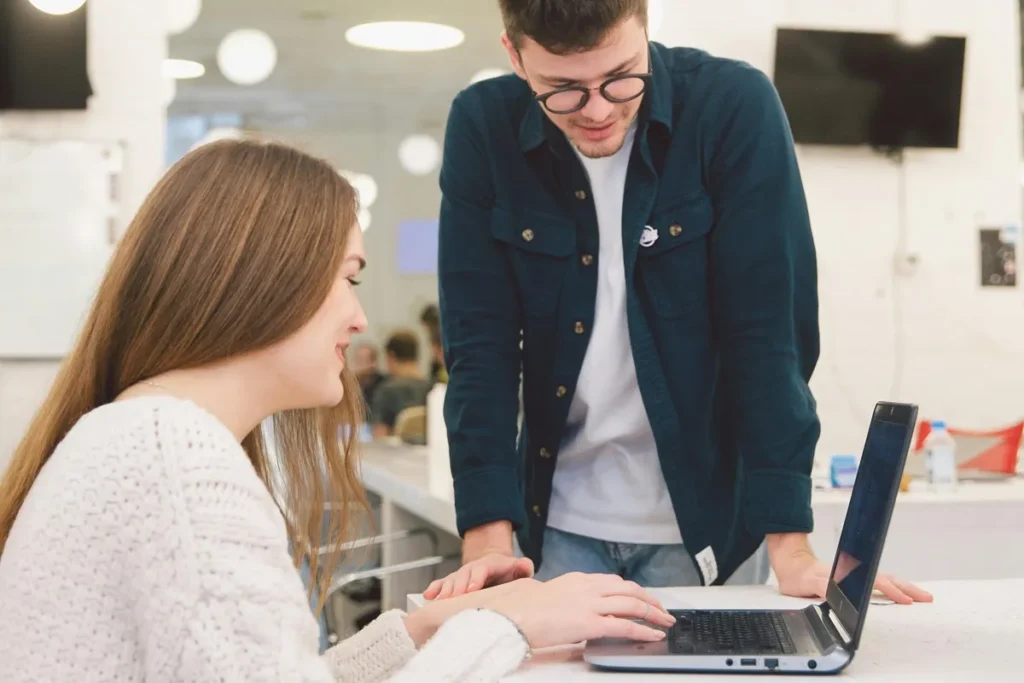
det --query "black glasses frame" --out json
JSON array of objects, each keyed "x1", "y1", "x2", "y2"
[{"x1": 530, "y1": 69, "x2": 652, "y2": 115}]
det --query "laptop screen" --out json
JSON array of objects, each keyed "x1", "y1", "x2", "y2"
[{"x1": 826, "y1": 402, "x2": 916, "y2": 647}]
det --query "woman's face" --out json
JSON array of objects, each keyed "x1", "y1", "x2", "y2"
[{"x1": 266, "y1": 223, "x2": 368, "y2": 409}]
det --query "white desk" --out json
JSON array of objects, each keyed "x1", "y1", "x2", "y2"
[
  {"x1": 407, "y1": 579, "x2": 1024, "y2": 681},
  {"x1": 359, "y1": 443, "x2": 1024, "y2": 610}
]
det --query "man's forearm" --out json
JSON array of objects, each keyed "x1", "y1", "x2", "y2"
[{"x1": 462, "y1": 520, "x2": 514, "y2": 563}]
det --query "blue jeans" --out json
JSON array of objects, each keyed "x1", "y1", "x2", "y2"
[{"x1": 529, "y1": 527, "x2": 770, "y2": 587}]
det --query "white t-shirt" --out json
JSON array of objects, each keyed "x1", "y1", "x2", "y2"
[{"x1": 546, "y1": 123, "x2": 683, "y2": 545}]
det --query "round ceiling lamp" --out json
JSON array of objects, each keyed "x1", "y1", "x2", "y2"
[
  {"x1": 398, "y1": 134, "x2": 441, "y2": 176},
  {"x1": 897, "y1": 30, "x2": 932, "y2": 46},
  {"x1": 470, "y1": 68, "x2": 510, "y2": 84},
  {"x1": 648, "y1": 0, "x2": 664, "y2": 39},
  {"x1": 162, "y1": 59, "x2": 205, "y2": 80},
  {"x1": 340, "y1": 170, "x2": 378, "y2": 208},
  {"x1": 345, "y1": 21, "x2": 464, "y2": 52},
  {"x1": 166, "y1": 0, "x2": 202, "y2": 35},
  {"x1": 217, "y1": 29, "x2": 278, "y2": 86},
  {"x1": 28, "y1": 0, "x2": 86, "y2": 15},
  {"x1": 358, "y1": 208, "x2": 372, "y2": 232}
]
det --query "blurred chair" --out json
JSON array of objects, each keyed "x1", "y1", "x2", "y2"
[
  {"x1": 907, "y1": 419, "x2": 1023, "y2": 479},
  {"x1": 317, "y1": 527, "x2": 458, "y2": 646},
  {"x1": 393, "y1": 405, "x2": 427, "y2": 444}
]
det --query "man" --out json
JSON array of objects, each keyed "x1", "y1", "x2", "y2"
[
  {"x1": 351, "y1": 342, "x2": 386, "y2": 421},
  {"x1": 419, "y1": 304, "x2": 448, "y2": 383},
  {"x1": 428, "y1": 0, "x2": 929, "y2": 605},
  {"x1": 371, "y1": 330, "x2": 433, "y2": 439}
]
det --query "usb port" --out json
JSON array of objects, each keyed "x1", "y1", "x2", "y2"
[{"x1": 740, "y1": 658, "x2": 756, "y2": 666}]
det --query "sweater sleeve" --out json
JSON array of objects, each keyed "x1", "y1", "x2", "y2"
[
  {"x1": 140, "y1": 408, "x2": 527, "y2": 683},
  {"x1": 390, "y1": 609, "x2": 529, "y2": 682}
]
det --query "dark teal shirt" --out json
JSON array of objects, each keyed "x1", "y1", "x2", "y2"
[{"x1": 437, "y1": 42, "x2": 820, "y2": 584}]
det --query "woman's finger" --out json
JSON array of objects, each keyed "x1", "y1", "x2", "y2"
[
  {"x1": 596, "y1": 596, "x2": 676, "y2": 627},
  {"x1": 593, "y1": 615, "x2": 668, "y2": 642},
  {"x1": 601, "y1": 579, "x2": 668, "y2": 611}
]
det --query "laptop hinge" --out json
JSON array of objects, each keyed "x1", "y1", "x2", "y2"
[{"x1": 815, "y1": 601, "x2": 853, "y2": 649}]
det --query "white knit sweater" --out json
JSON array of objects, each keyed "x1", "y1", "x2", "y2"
[{"x1": 0, "y1": 396, "x2": 529, "y2": 682}]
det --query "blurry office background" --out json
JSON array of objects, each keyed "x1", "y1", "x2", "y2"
[{"x1": 1, "y1": 0, "x2": 1023, "y2": 480}]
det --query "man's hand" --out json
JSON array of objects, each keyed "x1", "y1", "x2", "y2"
[
  {"x1": 766, "y1": 532, "x2": 933, "y2": 604},
  {"x1": 423, "y1": 520, "x2": 533, "y2": 600},
  {"x1": 423, "y1": 552, "x2": 535, "y2": 600}
]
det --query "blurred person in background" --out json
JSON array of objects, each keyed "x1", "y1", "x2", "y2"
[
  {"x1": 371, "y1": 330, "x2": 433, "y2": 439},
  {"x1": 351, "y1": 342, "x2": 387, "y2": 422},
  {"x1": 0, "y1": 139, "x2": 676, "y2": 682},
  {"x1": 428, "y1": 0, "x2": 931, "y2": 609},
  {"x1": 419, "y1": 303, "x2": 447, "y2": 383}
]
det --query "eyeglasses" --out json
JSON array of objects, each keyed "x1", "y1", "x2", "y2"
[{"x1": 532, "y1": 70, "x2": 652, "y2": 115}]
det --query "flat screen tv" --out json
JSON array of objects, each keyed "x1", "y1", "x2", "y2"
[
  {"x1": 772, "y1": 28, "x2": 966, "y2": 150},
  {"x1": 0, "y1": 0, "x2": 92, "y2": 110}
]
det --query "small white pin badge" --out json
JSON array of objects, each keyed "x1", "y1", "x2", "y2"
[{"x1": 640, "y1": 225, "x2": 659, "y2": 247}]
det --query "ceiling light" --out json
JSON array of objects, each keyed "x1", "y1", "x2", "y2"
[
  {"x1": 340, "y1": 170, "x2": 378, "y2": 208},
  {"x1": 166, "y1": 0, "x2": 202, "y2": 35},
  {"x1": 358, "y1": 208, "x2": 372, "y2": 232},
  {"x1": 163, "y1": 59, "x2": 206, "y2": 80},
  {"x1": 470, "y1": 68, "x2": 510, "y2": 84},
  {"x1": 398, "y1": 134, "x2": 441, "y2": 176},
  {"x1": 28, "y1": 0, "x2": 85, "y2": 15},
  {"x1": 648, "y1": 0, "x2": 664, "y2": 39},
  {"x1": 897, "y1": 30, "x2": 932, "y2": 46},
  {"x1": 345, "y1": 21, "x2": 465, "y2": 52},
  {"x1": 217, "y1": 29, "x2": 278, "y2": 86}
]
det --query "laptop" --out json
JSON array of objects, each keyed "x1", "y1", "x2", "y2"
[{"x1": 584, "y1": 401, "x2": 918, "y2": 674}]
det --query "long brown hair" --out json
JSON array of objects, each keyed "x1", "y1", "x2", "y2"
[{"x1": 0, "y1": 139, "x2": 369, "y2": 614}]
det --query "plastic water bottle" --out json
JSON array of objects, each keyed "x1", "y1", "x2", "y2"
[{"x1": 923, "y1": 420, "x2": 958, "y2": 491}]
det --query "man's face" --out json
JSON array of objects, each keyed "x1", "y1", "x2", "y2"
[
  {"x1": 504, "y1": 16, "x2": 649, "y2": 159},
  {"x1": 352, "y1": 345, "x2": 377, "y2": 377}
]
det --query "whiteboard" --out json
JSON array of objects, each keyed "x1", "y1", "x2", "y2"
[{"x1": 0, "y1": 138, "x2": 122, "y2": 358}]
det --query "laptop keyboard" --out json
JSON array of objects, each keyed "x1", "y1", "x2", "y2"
[{"x1": 667, "y1": 610, "x2": 798, "y2": 655}]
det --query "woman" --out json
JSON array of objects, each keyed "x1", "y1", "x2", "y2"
[{"x1": 0, "y1": 140, "x2": 674, "y2": 682}]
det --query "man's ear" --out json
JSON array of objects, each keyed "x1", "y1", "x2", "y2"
[{"x1": 500, "y1": 31, "x2": 528, "y2": 80}]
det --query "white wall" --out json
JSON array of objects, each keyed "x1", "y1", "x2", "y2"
[
  {"x1": 0, "y1": 0, "x2": 167, "y2": 472},
  {"x1": 659, "y1": 0, "x2": 1024, "y2": 461}
]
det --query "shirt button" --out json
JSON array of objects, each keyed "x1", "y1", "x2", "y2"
[
  {"x1": 574, "y1": 321, "x2": 585, "y2": 334},
  {"x1": 533, "y1": 504, "x2": 542, "y2": 516},
  {"x1": 575, "y1": 189, "x2": 587, "y2": 200},
  {"x1": 522, "y1": 228, "x2": 535, "y2": 242},
  {"x1": 669, "y1": 224, "x2": 682, "y2": 237},
  {"x1": 539, "y1": 447, "x2": 552, "y2": 458},
  {"x1": 580, "y1": 253, "x2": 594, "y2": 266},
  {"x1": 555, "y1": 386, "x2": 567, "y2": 398}
]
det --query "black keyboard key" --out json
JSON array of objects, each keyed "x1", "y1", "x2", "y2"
[{"x1": 666, "y1": 610, "x2": 798, "y2": 656}]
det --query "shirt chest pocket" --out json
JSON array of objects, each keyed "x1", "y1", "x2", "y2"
[
  {"x1": 637, "y1": 194, "x2": 714, "y2": 318},
  {"x1": 491, "y1": 206, "x2": 575, "y2": 318}
]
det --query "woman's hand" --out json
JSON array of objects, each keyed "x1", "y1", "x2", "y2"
[
  {"x1": 407, "y1": 573, "x2": 675, "y2": 650},
  {"x1": 486, "y1": 573, "x2": 676, "y2": 650}
]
